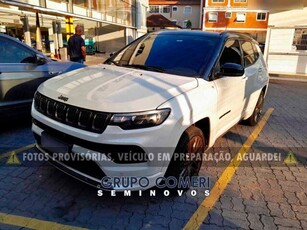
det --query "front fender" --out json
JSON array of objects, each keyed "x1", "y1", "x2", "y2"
[{"x1": 157, "y1": 80, "x2": 218, "y2": 148}]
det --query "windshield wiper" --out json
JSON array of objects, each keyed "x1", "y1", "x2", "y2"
[
  {"x1": 122, "y1": 64, "x2": 166, "y2": 73},
  {"x1": 104, "y1": 58, "x2": 120, "y2": 66}
]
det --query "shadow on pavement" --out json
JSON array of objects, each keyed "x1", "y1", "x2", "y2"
[{"x1": 0, "y1": 116, "x2": 32, "y2": 133}]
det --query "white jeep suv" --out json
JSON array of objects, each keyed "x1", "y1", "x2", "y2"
[{"x1": 31, "y1": 31, "x2": 269, "y2": 190}]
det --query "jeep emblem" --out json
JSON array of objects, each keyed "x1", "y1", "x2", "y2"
[{"x1": 58, "y1": 95, "x2": 69, "y2": 102}]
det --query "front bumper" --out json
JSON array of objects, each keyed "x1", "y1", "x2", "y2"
[{"x1": 31, "y1": 105, "x2": 181, "y2": 191}]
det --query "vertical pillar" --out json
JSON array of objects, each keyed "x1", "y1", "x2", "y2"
[
  {"x1": 48, "y1": 27, "x2": 55, "y2": 56},
  {"x1": 52, "y1": 20, "x2": 59, "y2": 58},
  {"x1": 95, "y1": 22, "x2": 100, "y2": 52},
  {"x1": 20, "y1": 16, "x2": 31, "y2": 47},
  {"x1": 264, "y1": 27, "x2": 271, "y2": 65},
  {"x1": 65, "y1": 16, "x2": 74, "y2": 41},
  {"x1": 56, "y1": 21, "x2": 63, "y2": 48},
  {"x1": 67, "y1": 0, "x2": 73, "y2": 13},
  {"x1": 57, "y1": 20, "x2": 68, "y2": 60},
  {"x1": 199, "y1": 0, "x2": 204, "y2": 30},
  {"x1": 35, "y1": 12, "x2": 43, "y2": 52},
  {"x1": 202, "y1": 9, "x2": 206, "y2": 31}
]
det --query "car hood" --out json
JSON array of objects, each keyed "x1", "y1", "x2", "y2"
[
  {"x1": 38, "y1": 64, "x2": 198, "y2": 112},
  {"x1": 45, "y1": 60, "x2": 86, "y2": 74}
]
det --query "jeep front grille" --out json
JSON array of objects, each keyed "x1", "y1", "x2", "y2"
[{"x1": 34, "y1": 92, "x2": 111, "y2": 133}]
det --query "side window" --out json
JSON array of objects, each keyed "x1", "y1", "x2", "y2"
[
  {"x1": 241, "y1": 40, "x2": 256, "y2": 67},
  {"x1": 0, "y1": 37, "x2": 35, "y2": 64},
  {"x1": 219, "y1": 39, "x2": 242, "y2": 66}
]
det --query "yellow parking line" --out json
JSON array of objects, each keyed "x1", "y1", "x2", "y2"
[
  {"x1": 184, "y1": 108, "x2": 274, "y2": 230},
  {"x1": 0, "y1": 212, "x2": 87, "y2": 230},
  {"x1": 0, "y1": 144, "x2": 35, "y2": 160}
]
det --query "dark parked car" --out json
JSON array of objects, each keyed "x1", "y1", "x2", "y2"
[{"x1": 0, "y1": 33, "x2": 85, "y2": 121}]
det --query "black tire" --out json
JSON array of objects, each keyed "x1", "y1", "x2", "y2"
[
  {"x1": 245, "y1": 91, "x2": 264, "y2": 126},
  {"x1": 164, "y1": 126, "x2": 206, "y2": 190}
]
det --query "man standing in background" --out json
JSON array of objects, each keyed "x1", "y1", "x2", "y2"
[{"x1": 68, "y1": 25, "x2": 86, "y2": 63}]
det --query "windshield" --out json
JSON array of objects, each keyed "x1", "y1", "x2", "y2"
[{"x1": 106, "y1": 33, "x2": 219, "y2": 78}]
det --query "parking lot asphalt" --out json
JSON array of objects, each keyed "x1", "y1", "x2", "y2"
[{"x1": 0, "y1": 80, "x2": 307, "y2": 230}]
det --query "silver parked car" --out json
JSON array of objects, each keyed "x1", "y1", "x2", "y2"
[{"x1": 0, "y1": 33, "x2": 85, "y2": 120}]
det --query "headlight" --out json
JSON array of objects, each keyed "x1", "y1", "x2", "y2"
[{"x1": 110, "y1": 109, "x2": 171, "y2": 130}]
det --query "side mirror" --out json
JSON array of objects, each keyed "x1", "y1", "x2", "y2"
[
  {"x1": 35, "y1": 54, "x2": 47, "y2": 65},
  {"x1": 219, "y1": 63, "x2": 244, "y2": 77}
]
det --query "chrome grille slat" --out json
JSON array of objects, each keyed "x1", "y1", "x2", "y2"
[{"x1": 34, "y1": 92, "x2": 110, "y2": 133}]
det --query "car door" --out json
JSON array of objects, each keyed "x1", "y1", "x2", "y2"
[
  {"x1": 0, "y1": 36, "x2": 53, "y2": 107},
  {"x1": 240, "y1": 40, "x2": 262, "y2": 115},
  {"x1": 213, "y1": 39, "x2": 246, "y2": 137}
]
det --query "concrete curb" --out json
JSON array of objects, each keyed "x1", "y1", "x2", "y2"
[
  {"x1": 269, "y1": 77, "x2": 307, "y2": 83},
  {"x1": 269, "y1": 72, "x2": 307, "y2": 82}
]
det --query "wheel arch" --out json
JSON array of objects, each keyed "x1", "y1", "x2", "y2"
[
  {"x1": 194, "y1": 117, "x2": 210, "y2": 148},
  {"x1": 262, "y1": 85, "x2": 268, "y2": 97}
]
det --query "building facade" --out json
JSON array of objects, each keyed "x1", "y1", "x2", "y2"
[
  {"x1": 147, "y1": 14, "x2": 181, "y2": 32},
  {"x1": 148, "y1": 0, "x2": 201, "y2": 29},
  {"x1": 204, "y1": 0, "x2": 269, "y2": 42},
  {"x1": 264, "y1": 1, "x2": 307, "y2": 74},
  {"x1": 0, "y1": 0, "x2": 148, "y2": 56}
]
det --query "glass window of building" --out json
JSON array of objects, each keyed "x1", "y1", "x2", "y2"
[
  {"x1": 161, "y1": 6, "x2": 170, "y2": 13},
  {"x1": 184, "y1": 6, "x2": 192, "y2": 14},
  {"x1": 293, "y1": 28, "x2": 307, "y2": 50},
  {"x1": 236, "y1": 12, "x2": 246, "y2": 22},
  {"x1": 208, "y1": 12, "x2": 218, "y2": 22},
  {"x1": 73, "y1": 0, "x2": 88, "y2": 8},
  {"x1": 46, "y1": 0, "x2": 68, "y2": 11},
  {"x1": 91, "y1": 0, "x2": 105, "y2": 12},
  {"x1": 16, "y1": 0, "x2": 40, "y2": 6},
  {"x1": 149, "y1": 5, "x2": 159, "y2": 13},
  {"x1": 73, "y1": 0, "x2": 88, "y2": 16},
  {"x1": 225, "y1": 11, "x2": 232, "y2": 18},
  {"x1": 256, "y1": 12, "x2": 267, "y2": 21}
]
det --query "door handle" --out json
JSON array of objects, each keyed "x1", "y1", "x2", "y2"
[{"x1": 258, "y1": 68, "x2": 262, "y2": 73}]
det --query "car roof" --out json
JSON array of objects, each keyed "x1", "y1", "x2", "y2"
[
  {"x1": 221, "y1": 31, "x2": 258, "y2": 43},
  {"x1": 151, "y1": 30, "x2": 258, "y2": 43},
  {"x1": 152, "y1": 30, "x2": 222, "y2": 39}
]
